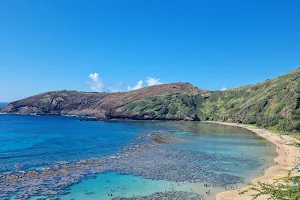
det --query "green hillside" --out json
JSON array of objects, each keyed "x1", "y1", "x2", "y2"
[{"x1": 118, "y1": 68, "x2": 300, "y2": 133}]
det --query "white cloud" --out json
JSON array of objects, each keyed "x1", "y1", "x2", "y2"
[
  {"x1": 108, "y1": 87, "x2": 122, "y2": 93},
  {"x1": 108, "y1": 82, "x2": 124, "y2": 93},
  {"x1": 221, "y1": 87, "x2": 227, "y2": 91},
  {"x1": 146, "y1": 77, "x2": 162, "y2": 86},
  {"x1": 128, "y1": 80, "x2": 143, "y2": 91},
  {"x1": 88, "y1": 73, "x2": 104, "y2": 92},
  {"x1": 87, "y1": 75, "x2": 162, "y2": 92}
]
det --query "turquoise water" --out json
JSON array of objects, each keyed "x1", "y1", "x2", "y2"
[
  {"x1": 30, "y1": 172, "x2": 218, "y2": 200},
  {"x1": 0, "y1": 113, "x2": 277, "y2": 199},
  {"x1": 59, "y1": 172, "x2": 225, "y2": 200},
  {"x1": 61, "y1": 172, "x2": 174, "y2": 200}
]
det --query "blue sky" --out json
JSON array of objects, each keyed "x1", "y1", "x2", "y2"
[{"x1": 0, "y1": 0, "x2": 299, "y2": 102}]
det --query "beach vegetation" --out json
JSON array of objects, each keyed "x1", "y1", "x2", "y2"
[{"x1": 242, "y1": 176, "x2": 300, "y2": 200}]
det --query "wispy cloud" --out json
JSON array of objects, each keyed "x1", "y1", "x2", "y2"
[
  {"x1": 108, "y1": 82, "x2": 124, "y2": 93},
  {"x1": 221, "y1": 87, "x2": 227, "y2": 91},
  {"x1": 128, "y1": 80, "x2": 143, "y2": 91},
  {"x1": 108, "y1": 87, "x2": 122, "y2": 93},
  {"x1": 146, "y1": 77, "x2": 162, "y2": 86},
  {"x1": 87, "y1": 74, "x2": 163, "y2": 92},
  {"x1": 88, "y1": 73, "x2": 104, "y2": 92}
]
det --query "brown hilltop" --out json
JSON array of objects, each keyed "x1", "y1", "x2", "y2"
[{"x1": 1, "y1": 82, "x2": 202, "y2": 119}]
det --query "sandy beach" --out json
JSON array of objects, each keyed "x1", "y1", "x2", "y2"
[{"x1": 206, "y1": 122, "x2": 300, "y2": 200}]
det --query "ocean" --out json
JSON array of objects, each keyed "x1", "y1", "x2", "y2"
[{"x1": 0, "y1": 108, "x2": 277, "y2": 199}]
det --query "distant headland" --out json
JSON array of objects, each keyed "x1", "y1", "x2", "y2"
[{"x1": 1, "y1": 68, "x2": 300, "y2": 133}]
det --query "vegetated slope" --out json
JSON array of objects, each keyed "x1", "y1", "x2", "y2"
[
  {"x1": 117, "y1": 68, "x2": 300, "y2": 132},
  {"x1": 1, "y1": 83, "x2": 201, "y2": 119},
  {"x1": 202, "y1": 68, "x2": 300, "y2": 132},
  {"x1": 112, "y1": 93, "x2": 205, "y2": 121},
  {"x1": 1, "y1": 69, "x2": 299, "y2": 132}
]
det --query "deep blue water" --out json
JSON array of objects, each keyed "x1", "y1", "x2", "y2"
[{"x1": 0, "y1": 115, "x2": 181, "y2": 172}]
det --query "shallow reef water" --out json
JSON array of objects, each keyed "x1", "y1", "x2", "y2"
[{"x1": 0, "y1": 115, "x2": 277, "y2": 200}]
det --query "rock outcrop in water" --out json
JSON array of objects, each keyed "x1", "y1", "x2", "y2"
[
  {"x1": 136, "y1": 133, "x2": 178, "y2": 144},
  {"x1": 1, "y1": 68, "x2": 300, "y2": 132}
]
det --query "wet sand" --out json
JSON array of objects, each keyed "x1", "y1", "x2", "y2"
[{"x1": 207, "y1": 122, "x2": 300, "y2": 200}]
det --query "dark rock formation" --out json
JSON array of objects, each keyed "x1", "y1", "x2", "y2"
[{"x1": 150, "y1": 134, "x2": 178, "y2": 144}]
